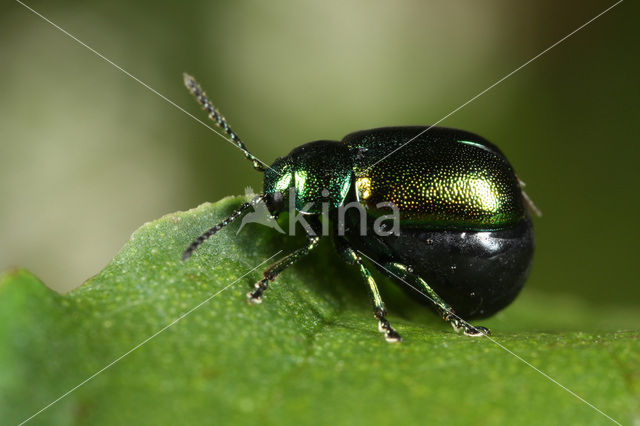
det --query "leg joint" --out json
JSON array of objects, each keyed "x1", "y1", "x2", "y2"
[{"x1": 374, "y1": 307, "x2": 388, "y2": 319}]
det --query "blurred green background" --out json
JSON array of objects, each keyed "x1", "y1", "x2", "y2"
[{"x1": 1, "y1": 0, "x2": 638, "y2": 313}]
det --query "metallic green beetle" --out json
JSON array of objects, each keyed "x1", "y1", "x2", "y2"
[{"x1": 182, "y1": 74, "x2": 536, "y2": 342}]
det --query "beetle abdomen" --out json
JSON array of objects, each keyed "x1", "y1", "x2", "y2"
[
  {"x1": 382, "y1": 216, "x2": 534, "y2": 318},
  {"x1": 344, "y1": 127, "x2": 525, "y2": 230}
]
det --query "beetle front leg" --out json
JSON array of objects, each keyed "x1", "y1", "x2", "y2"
[
  {"x1": 381, "y1": 262, "x2": 490, "y2": 337},
  {"x1": 248, "y1": 216, "x2": 322, "y2": 303},
  {"x1": 334, "y1": 236, "x2": 401, "y2": 342},
  {"x1": 248, "y1": 234, "x2": 321, "y2": 303}
]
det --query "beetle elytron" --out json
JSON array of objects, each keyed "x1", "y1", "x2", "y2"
[{"x1": 181, "y1": 74, "x2": 536, "y2": 342}]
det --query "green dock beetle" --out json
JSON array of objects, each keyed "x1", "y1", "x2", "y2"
[{"x1": 181, "y1": 74, "x2": 536, "y2": 342}]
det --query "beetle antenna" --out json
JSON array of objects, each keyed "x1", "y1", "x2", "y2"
[
  {"x1": 182, "y1": 194, "x2": 266, "y2": 261},
  {"x1": 183, "y1": 73, "x2": 266, "y2": 172}
]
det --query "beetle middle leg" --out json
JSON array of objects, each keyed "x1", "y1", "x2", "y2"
[
  {"x1": 333, "y1": 235, "x2": 402, "y2": 343},
  {"x1": 248, "y1": 217, "x2": 321, "y2": 303},
  {"x1": 378, "y1": 261, "x2": 490, "y2": 337}
]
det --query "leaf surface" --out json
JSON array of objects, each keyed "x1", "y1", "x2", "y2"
[{"x1": 1, "y1": 196, "x2": 638, "y2": 425}]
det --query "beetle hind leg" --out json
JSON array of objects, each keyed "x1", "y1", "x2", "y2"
[
  {"x1": 333, "y1": 235, "x2": 402, "y2": 343},
  {"x1": 379, "y1": 261, "x2": 491, "y2": 337}
]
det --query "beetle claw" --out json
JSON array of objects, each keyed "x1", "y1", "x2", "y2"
[
  {"x1": 377, "y1": 318, "x2": 402, "y2": 343},
  {"x1": 463, "y1": 325, "x2": 490, "y2": 337},
  {"x1": 447, "y1": 315, "x2": 489, "y2": 337},
  {"x1": 247, "y1": 291, "x2": 262, "y2": 304},
  {"x1": 384, "y1": 329, "x2": 402, "y2": 343}
]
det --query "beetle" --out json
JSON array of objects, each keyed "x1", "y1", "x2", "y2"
[{"x1": 181, "y1": 74, "x2": 536, "y2": 342}]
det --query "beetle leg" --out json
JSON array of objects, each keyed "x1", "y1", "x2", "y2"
[
  {"x1": 381, "y1": 262, "x2": 490, "y2": 337},
  {"x1": 333, "y1": 236, "x2": 402, "y2": 343},
  {"x1": 247, "y1": 218, "x2": 321, "y2": 304}
]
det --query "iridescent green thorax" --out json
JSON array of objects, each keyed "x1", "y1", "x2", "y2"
[
  {"x1": 264, "y1": 140, "x2": 353, "y2": 214},
  {"x1": 344, "y1": 127, "x2": 525, "y2": 230}
]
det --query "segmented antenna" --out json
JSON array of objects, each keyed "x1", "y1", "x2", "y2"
[
  {"x1": 183, "y1": 73, "x2": 266, "y2": 172},
  {"x1": 182, "y1": 195, "x2": 266, "y2": 261}
]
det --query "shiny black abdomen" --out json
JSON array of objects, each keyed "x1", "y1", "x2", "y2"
[
  {"x1": 342, "y1": 210, "x2": 534, "y2": 318},
  {"x1": 383, "y1": 217, "x2": 534, "y2": 318}
]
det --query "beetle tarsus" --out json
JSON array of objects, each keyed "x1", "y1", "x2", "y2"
[
  {"x1": 247, "y1": 278, "x2": 269, "y2": 303},
  {"x1": 376, "y1": 314, "x2": 402, "y2": 343},
  {"x1": 449, "y1": 320, "x2": 463, "y2": 333},
  {"x1": 463, "y1": 325, "x2": 490, "y2": 337},
  {"x1": 374, "y1": 308, "x2": 402, "y2": 343},
  {"x1": 448, "y1": 317, "x2": 490, "y2": 337},
  {"x1": 246, "y1": 292, "x2": 262, "y2": 304}
]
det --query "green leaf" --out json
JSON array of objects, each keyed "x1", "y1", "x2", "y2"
[{"x1": 1, "y1": 196, "x2": 638, "y2": 425}]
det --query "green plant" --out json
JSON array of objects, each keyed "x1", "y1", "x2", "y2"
[{"x1": 1, "y1": 196, "x2": 638, "y2": 425}]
